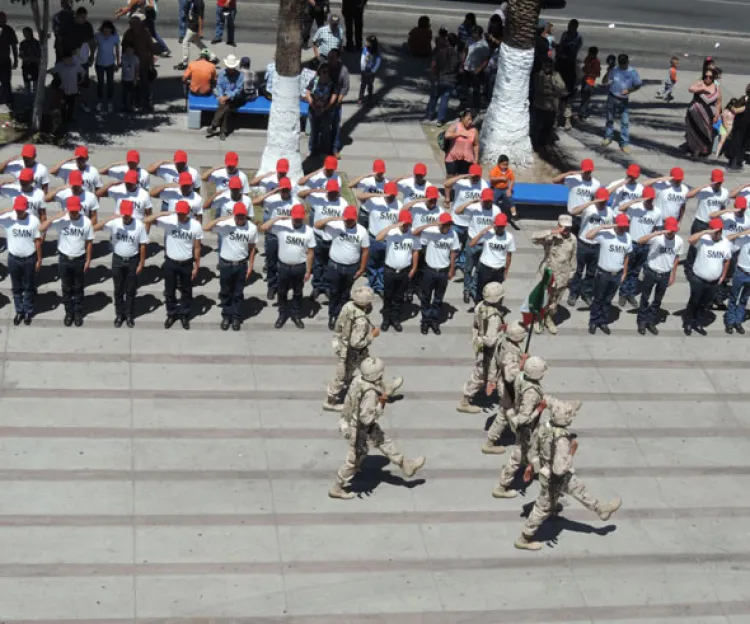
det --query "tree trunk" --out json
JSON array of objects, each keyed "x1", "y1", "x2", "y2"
[
  {"x1": 260, "y1": 0, "x2": 306, "y2": 181},
  {"x1": 480, "y1": 0, "x2": 540, "y2": 168},
  {"x1": 29, "y1": 0, "x2": 50, "y2": 135}
]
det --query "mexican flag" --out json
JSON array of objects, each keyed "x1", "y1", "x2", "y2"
[{"x1": 520, "y1": 268, "x2": 555, "y2": 327}]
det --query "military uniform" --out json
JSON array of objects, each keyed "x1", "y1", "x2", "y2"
[
  {"x1": 515, "y1": 397, "x2": 622, "y2": 551},
  {"x1": 329, "y1": 357, "x2": 426, "y2": 499}
]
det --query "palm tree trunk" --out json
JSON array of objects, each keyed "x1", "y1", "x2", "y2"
[
  {"x1": 480, "y1": 0, "x2": 541, "y2": 168},
  {"x1": 260, "y1": 0, "x2": 306, "y2": 180},
  {"x1": 29, "y1": 0, "x2": 50, "y2": 135}
]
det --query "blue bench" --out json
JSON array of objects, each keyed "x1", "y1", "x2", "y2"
[
  {"x1": 512, "y1": 183, "x2": 569, "y2": 206},
  {"x1": 187, "y1": 93, "x2": 310, "y2": 130}
]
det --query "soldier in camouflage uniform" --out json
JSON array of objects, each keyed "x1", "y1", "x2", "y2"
[
  {"x1": 481, "y1": 320, "x2": 528, "y2": 454},
  {"x1": 515, "y1": 397, "x2": 622, "y2": 550},
  {"x1": 323, "y1": 285, "x2": 402, "y2": 412},
  {"x1": 329, "y1": 357, "x2": 426, "y2": 499},
  {"x1": 492, "y1": 356, "x2": 548, "y2": 499},
  {"x1": 530, "y1": 214, "x2": 577, "y2": 335},
  {"x1": 457, "y1": 282, "x2": 506, "y2": 414}
]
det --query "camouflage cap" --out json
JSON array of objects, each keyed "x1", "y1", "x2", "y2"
[
  {"x1": 548, "y1": 397, "x2": 582, "y2": 427},
  {"x1": 523, "y1": 355, "x2": 548, "y2": 381},
  {"x1": 482, "y1": 282, "x2": 505, "y2": 304},
  {"x1": 505, "y1": 321, "x2": 527, "y2": 343},
  {"x1": 352, "y1": 285, "x2": 374, "y2": 307},
  {"x1": 360, "y1": 356, "x2": 385, "y2": 382}
]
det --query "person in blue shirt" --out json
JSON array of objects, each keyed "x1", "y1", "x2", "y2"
[
  {"x1": 601, "y1": 53, "x2": 642, "y2": 154},
  {"x1": 206, "y1": 54, "x2": 244, "y2": 140}
]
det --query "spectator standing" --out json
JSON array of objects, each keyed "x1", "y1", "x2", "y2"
[
  {"x1": 122, "y1": 15, "x2": 158, "y2": 111},
  {"x1": 120, "y1": 43, "x2": 139, "y2": 111},
  {"x1": 176, "y1": 0, "x2": 216, "y2": 70},
  {"x1": 19, "y1": 27, "x2": 40, "y2": 102},
  {"x1": 342, "y1": 0, "x2": 366, "y2": 53},
  {"x1": 444, "y1": 109, "x2": 478, "y2": 175},
  {"x1": 579, "y1": 46, "x2": 600, "y2": 121},
  {"x1": 685, "y1": 67, "x2": 721, "y2": 159},
  {"x1": 531, "y1": 58, "x2": 567, "y2": 150},
  {"x1": 52, "y1": 0, "x2": 75, "y2": 62},
  {"x1": 302, "y1": 0, "x2": 329, "y2": 49},
  {"x1": 206, "y1": 54, "x2": 244, "y2": 140},
  {"x1": 424, "y1": 31, "x2": 459, "y2": 126},
  {"x1": 328, "y1": 48, "x2": 350, "y2": 157},
  {"x1": 457, "y1": 13, "x2": 476, "y2": 47},
  {"x1": 71, "y1": 7, "x2": 95, "y2": 113},
  {"x1": 358, "y1": 35, "x2": 380, "y2": 105},
  {"x1": 182, "y1": 48, "x2": 216, "y2": 95},
  {"x1": 94, "y1": 21, "x2": 120, "y2": 113},
  {"x1": 305, "y1": 63, "x2": 336, "y2": 156},
  {"x1": 52, "y1": 50, "x2": 85, "y2": 124},
  {"x1": 727, "y1": 84, "x2": 749, "y2": 171},
  {"x1": 655, "y1": 56, "x2": 679, "y2": 102},
  {"x1": 555, "y1": 18, "x2": 582, "y2": 131},
  {"x1": 602, "y1": 53, "x2": 641, "y2": 154},
  {"x1": 313, "y1": 14, "x2": 344, "y2": 63},
  {"x1": 461, "y1": 26, "x2": 489, "y2": 110},
  {"x1": 0, "y1": 12, "x2": 18, "y2": 111},
  {"x1": 239, "y1": 57, "x2": 258, "y2": 101},
  {"x1": 211, "y1": 0, "x2": 236, "y2": 46},
  {"x1": 408, "y1": 16, "x2": 432, "y2": 57}
]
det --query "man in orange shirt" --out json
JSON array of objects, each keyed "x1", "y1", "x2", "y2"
[
  {"x1": 182, "y1": 48, "x2": 217, "y2": 95},
  {"x1": 579, "y1": 46, "x2": 601, "y2": 120},
  {"x1": 489, "y1": 155, "x2": 517, "y2": 219}
]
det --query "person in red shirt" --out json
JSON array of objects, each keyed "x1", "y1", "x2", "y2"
[
  {"x1": 579, "y1": 46, "x2": 600, "y2": 121},
  {"x1": 211, "y1": 0, "x2": 236, "y2": 46}
]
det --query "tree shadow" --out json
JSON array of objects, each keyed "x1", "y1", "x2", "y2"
[{"x1": 347, "y1": 455, "x2": 426, "y2": 497}]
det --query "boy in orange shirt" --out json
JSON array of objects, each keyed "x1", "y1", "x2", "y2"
[
  {"x1": 489, "y1": 154, "x2": 517, "y2": 219},
  {"x1": 656, "y1": 56, "x2": 679, "y2": 102},
  {"x1": 579, "y1": 46, "x2": 600, "y2": 121}
]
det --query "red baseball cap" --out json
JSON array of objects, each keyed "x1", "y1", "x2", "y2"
[
  {"x1": 276, "y1": 158, "x2": 289, "y2": 173},
  {"x1": 69, "y1": 170, "x2": 84, "y2": 186},
  {"x1": 614, "y1": 213, "x2": 630, "y2": 227},
  {"x1": 175, "y1": 200, "x2": 191, "y2": 215},
  {"x1": 173, "y1": 150, "x2": 188, "y2": 164},
  {"x1": 124, "y1": 170, "x2": 139, "y2": 185},
  {"x1": 324, "y1": 156, "x2": 338, "y2": 170},
  {"x1": 178, "y1": 171, "x2": 193, "y2": 186},
  {"x1": 642, "y1": 186, "x2": 656, "y2": 200},
  {"x1": 343, "y1": 205, "x2": 358, "y2": 220},
  {"x1": 384, "y1": 181, "x2": 398, "y2": 196},
  {"x1": 736, "y1": 196, "x2": 748, "y2": 209},
  {"x1": 664, "y1": 216, "x2": 679, "y2": 232},
  {"x1": 425, "y1": 186, "x2": 439, "y2": 200},
  {"x1": 626, "y1": 164, "x2": 641, "y2": 178},
  {"x1": 414, "y1": 163, "x2": 427, "y2": 176},
  {"x1": 373, "y1": 159, "x2": 386, "y2": 174},
  {"x1": 21, "y1": 144, "x2": 36, "y2": 158},
  {"x1": 291, "y1": 204, "x2": 305, "y2": 219},
  {"x1": 119, "y1": 200, "x2": 134, "y2": 216},
  {"x1": 19, "y1": 168, "x2": 34, "y2": 183},
  {"x1": 595, "y1": 188, "x2": 610, "y2": 201},
  {"x1": 325, "y1": 179, "x2": 340, "y2": 192},
  {"x1": 74, "y1": 145, "x2": 89, "y2": 159},
  {"x1": 126, "y1": 150, "x2": 140, "y2": 163},
  {"x1": 66, "y1": 196, "x2": 82, "y2": 210},
  {"x1": 670, "y1": 167, "x2": 684, "y2": 181},
  {"x1": 228, "y1": 177, "x2": 243, "y2": 190},
  {"x1": 709, "y1": 217, "x2": 724, "y2": 230},
  {"x1": 13, "y1": 196, "x2": 28, "y2": 211},
  {"x1": 398, "y1": 209, "x2": 413, "y2": 224},
  {"x1": 225, "y1": 151, "x2": 239, "y2": 166},
  {"x1": 494, "y1": 214, "x2": 508, "y2": 226},
  {"x1": 481, "y1": 188, "x2": 494, "y2": 202},
  {"x1": 439, "y1": 212, "x2": 452, "y2": 224},
  {"x1": 469, "y1": 164, "x2": 483, "y2": 177},
  {"x1": 711, "y1": 168, "x2": 724, "y2": 183},
  {"x1": 278, "y1": 177, "x2": 292, "y2": 190},
  {"x1": 581, "y1": 158, "x2": 594, "y2": 172},
  {"x1": 233, "y1": 202, "x2": 248, "y2": 216}
]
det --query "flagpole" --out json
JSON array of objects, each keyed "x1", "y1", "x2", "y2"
[{"x1": 524, "y1": 313, "x2": 535, "y2": 354}]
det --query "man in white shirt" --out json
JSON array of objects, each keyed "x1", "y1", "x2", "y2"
[
  {"x1": 414, "y1": 212, "x2": 459, "y2": 334},
  {"x1": 643, "y1": 167, "x2": 688, "y2": 223},
  {"x1": 403, "y1": 186, "x2": 445, "y2": 231},
  {"x1": 552, "y1": 158, "x2": 601, "y2": 218},
  {"x1": 314, "y1": 205, "x2": 370, "y2": 329},
  {"x1": 685, "y1": 169, "x2": 728, "y2": 273},
  {"x1": 376, "y1": 210, "x2": 421, "y2": 332},
  {"x1": 93, "y1": 200, "x2": 148, "y2": 328},
  {"x1": 144, "y1": 201, "x2": 204, "y2": 330},
  {"x1": 709, "y1": 195, "x2": 750, "y2": 308},
  {"x1": 0, "y1": 196, "x2": 43, "y2": 325},
  {"x1": 635, "y1": 217, "x2": 683, "y2": 335},
  {"x1": 49, "y1": 145, "x2": 103, "y2": 194},
  {"x1": 724, "y1": 222, "x2": 750, "y2": 335},
  {"x1": 395, "y1": 163, "x2": 432, "y2": 203},
  {"x1": 204, "y1": 203, "x2": 258, "y2": 331},
  {"x1": 0, "y1": 144, "x2": 51, "y2": 192},
  {"x1": 97, "y1": 169, "x2": 153, "y2": 221},
  {"x1": 568, "y1": 187, "x2": 614, "y2": 306},
  {"x1": 39, "y1": 195, "x2": 95, "y2": 327},
  {"x1": 249, "y1": 157, "x2": 294, "y2": 194},
  {"x1": 469, "y1": 213, "x2": 515, "y2": 302},
  {"x1": 147, "y1": 150, "x2": 202, "y2": 211},
  {"x1": 150, "y1": 172, "x2": 203, "y2": 221},
  {"x1": 0, "y1": 168, "x2": 47, "y2": 222},
  {"x1": 683, "y1": 218, "x2": 732, "y2": 336},
  {"x1": 585, "y1": 213, "x2": 633, "y2": 334},
  {"x1": 102, "y1": 150, "x2": 150, "y2": 190},
  {"x1": 349, "y1": 158, "x2": 389, "y2": 230},
  {"x1": 615, "y1": 185, "x2": 662, "y2": 307},
  {"x1": 358, "y1": 181, "x2": 401, "y2": 296},
  {"x1": 260, "y1": 204, "x2": 315, "y2": 329},
  {"x1": 297, "y1": 155, "x2": 341, "y2": 191},
  {"x1": 45, "y1": 170, "x2": 100, "y2": 224},
  {"x1": 206, "y1": 176, "x2": 250, "y2": 219},
  {"x1": 202, "y1": 151, "x2": 250, "y2": 193},
  {"x1": 608, "y1": 164, "x2": 644, "y2": 209}
]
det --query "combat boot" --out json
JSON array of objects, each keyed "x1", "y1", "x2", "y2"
[
  {"x1": 545, "y1": 315, "x2": 558, "y2": 335},
  {"x1": 322, "y1": 395, "x2": 344, "y2": 412},
  {"x1": 597, "y1": 497, "x2": 622, "y2": 521},
  {"x1": 456, "y1": 396, "x2": 481, "y2": 414},
  {"x1": 514, "y1": 534, "x2": 543, "y2": 551},
  {"x1": 481, "y1": 440, "x2": 506, "y2": 455},
  {"x1": 384, "y1": 376, "x2": 403, "y2": 397},
  {"x1": 534, "y1": 321, "x2": 543, "y2": 334},
  {"x1": 402, "y1": 456, "x2": 426, "y2": 478},
  {"x1": 328, "y1": 483, "x2": 356, "y2": 499},
  {"x1": 492, "y1": 485, "x2": 518, "y2": 498}
]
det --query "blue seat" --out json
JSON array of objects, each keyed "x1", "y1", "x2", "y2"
[
  {"x1": 512, "y1": 183, "x2": 569, "y2": 206},
  {"x1": 186, "y1": 93, "x2": 309, "y2": 129}
]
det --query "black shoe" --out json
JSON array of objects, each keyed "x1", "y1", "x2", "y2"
[
  {"x1": 392, "y1": 320, "x2": 403, "y2": 332},
  {"x1": 311, "y1": 288, "x2": 321, "y2": 302},
  {"x1": 381, "y1": 319, "x2": 390, "y2": 331},
  {"x1": 164, "y1": 316, "x2": 176, "y2": 329},
  {"x1": 114, "y1": 316, "x2": 124, "y2": 328},
  {"x1": 292, "y1": 317, "x2": 305, "y2": 329},
  {"x1": 231, "y1": 320, "x2": 241, "y2": 331},
  {"x1": 210, "y1": 37, "x2": 222, "y2": 44},
  {"x1": 646, "y1": 324, "x2": 659, "y2": 335},
  {"x1": 219, "y1": 132, "x2": 227, "y2": 141},
  {"x1": 617, "y1": 295, "x2": 627, "y2": 307},
  {"x1": 23, "y1": 314, "x2": 32, "y2": 326},
  {"x1": 626, "y1": 295, "x2": 638, "y2": 307},
  {"x1": 567, "y1": 294, "x2": 578, "y2": 307},
  {"x1": 683, "y1": 325, "x2": 692, "y2": 336},
  {"x1": 421, "y1": 323, "x2": 429, "y2": 335},
  {"x1": 64, "y1": 313, "x2": 74, "y2": 327},
  {"x1": 178, "y1": 36, "x2": 184, "y2": 44},
  {"x1": 275, "y1": 315, "x2": 288, "y2": 329},
  {"x1": 328, "y1": 316, "x2": 336, "y2": 330},
  {"x1": 637, "y1": 324, "x2": 646, "y2": 335},
  {"x1": 126, "y1": 317, "x2": 135, "y2": 328},
  {"x1": 588, "y1": 323, "x2": 596, "y2": 334},
  {"x1": 599, "y1": 324, "x2": 611, "y2": 335},
  {"x1": 693, "y1": 325, "x2": 707, "y2": 336},
  {"x1": 725, "y1": 324, "x2": 734, "y2": 335},
  {"x1": 227, "y1": 41, "x2": 236, "y2": 47},
  {"x1": 267, "y1": 288, "x2": 277, "y2": 301},
  {"x1": 221, "y1": 317, "x2": 230, "y2": 331},
  {"x1": 463, "y1": 292, "x2": 470, "y2": 304},
  {"x1": 432, "y1": 322, "x2": 442, "y2": 335},
  {"x1": 13, "y1": 314, "x2": 22, "y2": 326},
  {"x1": 206, "y1": 126, "x2": 219, "y2": 137},
  {"x1": 736, "y1": 324, "x2": 746, "y2": 335},
  {"x1": 74, "y1": 314, "x2": 83, "y2": 327},
  {"x1": 581, "y1": 294, "x2": 593, "y2": 306},
  {"x1": 174, "y1": 62, "x2": 188, "y2": 70},
  {"x1": 181, "y1": 317, "x2": 190, "y2": 330}
]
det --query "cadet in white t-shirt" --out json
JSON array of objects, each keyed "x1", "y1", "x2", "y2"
[
  {"x1": 635, "y1": 217, "x2": 684, "y2": 334},
  {"x1": 725, "y1": 223, "x2": 750, "y2": 334},
  {"x1": 45, "y1": 170, "x2": 100, "y2": 224},
  {"x1": 147, "y1": 151, "x2": 202, "y2": 211},
  {"x1": 50, "y1": 146, "x2": 103, "y2": 194},
  {"x1": 642, "y1": 167, "x2": 688, "y2": 223},
  {"x1": 414, "y1": 212, "x2": 459, "y2": 334},
  {"x1": 608, "y1": 164, "x2": 644, "y2": 209},
  {"x1": 349, "y1": 158, "x2": 389, "y2": 230},
  {"x1": 403, "y1": 186, "x2": 445, "y2": 230},
  {"x1": 683, "y1": 218, "x2": 733, "y2": 335},
  {"x1": 204, "y1": 203, "x2": 258, "y2": 331},
  {"x1": 93, "y1": 200, "x2": 148, "y2": 328},
  {"x1": 395, "y1": 163, "x2": 432, "y2": 203},
  {"x1": 0, "y1": 144, "x2": 51, "y2": 192},
  {"x1": 445, "y1": 164, "x2": 488, "y2": 284},
  {"x1": 150, "y1": 173, "x2": 204, "y2": 221},
  {"x1": 552, "y1": 158, "x2": 602, "y2": 215},
  {"x1": 144, "y1": 201, "x2": 204, "y2": 330},
  {"x1": 585, "y1": 214, "x2": 633, "y2": 334},
  {"x1": 202, "y1": 152, "x2": 250, "y2": 193},
  {"x1": 0, "y1": 168, "x2": 47, "y2": 221},
  {"x1": 97, "y1": 169, "x2": 153, "y2": 221},
  {"x1": 206, "y1": 177, "x2": 251, "y2": 219},
  {"x1": 102, "y1": 150, "x2": 151, "y2": 190},
  {"x1": 358, "y1": 181, "x2": 401, "y2": 296},
  {"x1": 297, "y1": 156, "x2": 342, "y2": 192},
  {"x1": 685, "y1": 169, "x2": 729, "y2": 272},
  {"x1": 0, "y1": 196, "x2": 43, "y2": 324},
  {"x1": 376, "y1": 210, "x2": 421, "y2": 332},
  {"x1": 260, "y1": 204, "x2": 316, "y2": 329},
  {"x1": 249, "y1": 157, "x2": 294, "y2": 194},
  {"x1": 39, "y1": 195, "x2": 95, "y2": 327},
  {"x1": 469, "y1": 212, "x2": 515, "y2": 303},
  {"x1": 314, "y1": 206, "x2": 371, "y2": 329}
]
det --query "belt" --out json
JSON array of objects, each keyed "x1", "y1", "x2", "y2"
[
  {"x1": 166, "y1": 257, "x2": 194, "y2": 265},
  {"x1": 219, "y1": 258, "x2": 248, "y2": 266},
  {"x1": 645, "y1": 266, "x2": 670, "y2": 276},
  {"x1": 385, "y1": 265, "x2": 410, "y2": 273},
  {"x1": 426, "y1": 265, "x2": 450, "y2": 273},
  {"x1": 279, "y1": 261, "x2": 306, "y2": 269},
  {"x1": 578, "y1": 238, "x2": 599, "y2": 247},
  {"x1": 113, "y1": 253, "x2": 138, "y2": 262},
  {"x1": 58, "y1": 252, "x2": 85, "y2": 261},
  {"x1": 8, "y1": 253, "x2": 36, "y2": 260},
  {"x1": 691, "y1": 274, "x2": 718, "y2": 285},
  {"x1": 597, "y1": 267, "x2": 622, "y2": 276},
  {"x1": 329, "y1": 260, "x2": 358, "y2": 269}
]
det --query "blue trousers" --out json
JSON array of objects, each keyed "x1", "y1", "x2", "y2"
[
  {"x1": 8, "y1": 253, "x2": 36, "y2": 316},
  {"x1": 619, "y1": 242, "x2": 648, "y2": 297},
  {"x1": 425, "y1": 83, "x2": 452, "y2": 123},
  {"x1": 366, "y1": 240, "x2": 385, "y2": 294},
  {"x1": 214, "y1": 5, "x2": 236, "y2": 42},
  {"x1": 463, "y1": 243, "x2": 482, "y2": 298},
  {"x1": 725, "y1": 268, "x2": 750, "y2": 326},
  {"x1": 636, "y1": 266, "x2": 670, "y2": 327},
  {"x1": 420, "y1": 266, "x2": 449, "y2": 323},
  {"x1": 569, "y1": 241, "x2": 599, "y2": 299},
  {"x1": 604, "y1": 94, "x2": 630, "y2": 146},
  {"x1": 331, "y1": 105, "x2": 343, "y2": 153},
  {"x1": 589, "y1": 269, "x2": 622, "y2": 326},
  {"x1": 452, "y1": 224, "x2": 468, "y2": 271},
  {"x1": 327, "y1": 260, "x2": 358, "y2": 319},
  {"x1": 312, "y1": 235, "x2": 331, "y2": 293},
  {"x1": 178, "y1": 0, "x2": 187, "y2": 38},
  {"x1": 265, "y1": 233, "x2": 279, "y2": 290}
]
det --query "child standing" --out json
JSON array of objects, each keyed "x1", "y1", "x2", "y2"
[
  {"x1": 359, "y1": 35, "x2": 381, "y2": 105},
  {"x1": 489, "y1": 154, "x2": 517, "y2": 219},
  {"x1": 52, "y1": 49, "x2": 85, "y2": 123},
  {"x1": 579, "y1": 46, "x2": 600, "y2": 120},
  {"x1": 656, "y1": 56, "x2": 679, "y2": 102},
  {"x1": 239, "y1": 56, "x2": 258, "y2": 102},
  {"x1": 19, "y1": 27, "x2": 41, "y2": 101},
  {"x1": 120, "y1": 44, "x2": 140, "y2": 112},
  {"x1": 717, "y1": 99, "x2": 739, "y2": 157}
]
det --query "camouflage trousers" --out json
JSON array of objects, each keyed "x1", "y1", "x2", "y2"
[
  {"x1": 463, "y1": 350, "x2": 493, "y2": 398},
  {"x1": 497, "y1": 435, "x2": 538, "y2": 489},
  {"x1": 336, "y1": 422, "x2": 404, "y2": 488},
  {"x1": 548, "y1": 283, "x2": 568, "y2": 315},
  {"x1": 327, "y1": 348, "x2": 369, "y2": 398},
  {"x1": 521, "y1": 473, "x2": 601, "y2": 539},
  {"x1": 486, "y1": 385, "x2": 513, "y2": 442}
]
